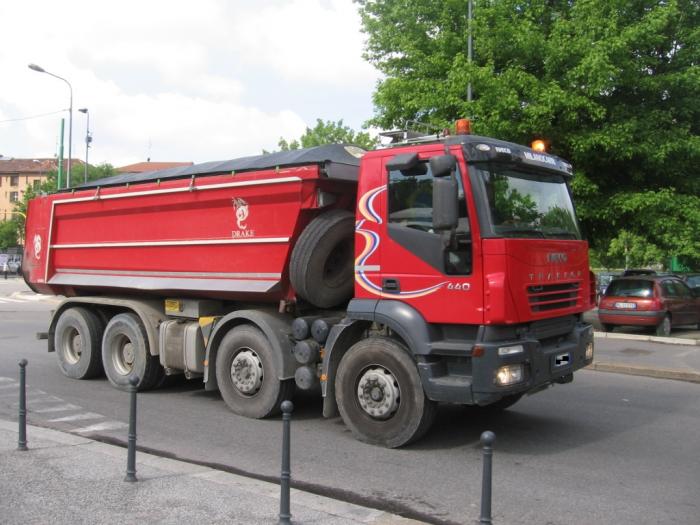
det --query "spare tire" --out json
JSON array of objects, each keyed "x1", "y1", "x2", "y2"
[{"x1": 290, "y1": 209, "x2": 354, "y2": 308}]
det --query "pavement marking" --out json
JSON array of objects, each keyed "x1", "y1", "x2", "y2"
[
  {"x1": 32, "y1": 403, "x2": 83, "y2": 414},
  {"x1": 0, "y1": 297, "x2": 24, "y2": 303},
  {"x1": 0, "y1": 377, "x2": 15, "y2": 383},
  {"x1": 73, "y1": 421, "x2": 128, "y2": 434},
  {"x1": 0, "y1": 383, "x2": 18, "y2": 390},
  {"x1": 48, "y1": 412, "x2": 105, "y2": 423}
]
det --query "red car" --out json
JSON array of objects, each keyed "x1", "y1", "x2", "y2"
[{"x1": 598, "y1": 276, "x2": 700, "y2": 336}]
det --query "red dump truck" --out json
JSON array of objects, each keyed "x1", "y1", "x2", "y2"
[{"x1": 24, "y1": 121, "x2": 595, "y2": 447}]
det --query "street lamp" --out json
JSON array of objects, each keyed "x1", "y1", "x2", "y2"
[
  {"x1": 78, "y1": 108, "x2": 91, "y2": 183},
  {"x1": 28, "y1": 63, "x2": 73, "y2": 187}
]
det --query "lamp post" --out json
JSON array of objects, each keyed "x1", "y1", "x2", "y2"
[
  {"x1": 28, "y1": 63, "x2": 73, "y2": 187},
  {"x1": 78, "y1": 108, "x2": 91, "y2": 183}
]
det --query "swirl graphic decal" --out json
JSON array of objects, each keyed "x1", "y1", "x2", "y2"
[{"x1": 354, "y1": 185, "x2": 446, "y2": 299}]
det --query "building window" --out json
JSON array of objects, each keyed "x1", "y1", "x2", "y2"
[
  {"x1": 10, "y1": 175, "x2": 19, "y2": 186},
  {"x1": 9, "y1": 191, "x2": 19, "y2": 203},
  {"x1": 33, "y1": 179, "x2": 41, "y2": 189}
]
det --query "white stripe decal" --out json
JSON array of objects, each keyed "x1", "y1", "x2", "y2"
[
  {"x1": 52, "y1": 176, "x2": 302, "y2": 205},
  {"x1": 51, "y1": 237, "x2": 289, "y2": 249},
  {"x1": 55, "y1": 268, "x2": 282, "y2": 279}
]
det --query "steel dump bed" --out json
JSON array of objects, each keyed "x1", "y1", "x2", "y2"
[{"x1": 23, "y1": 144, "x2": 362, "y2": 301}]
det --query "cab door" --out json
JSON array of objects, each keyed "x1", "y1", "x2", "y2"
[{"x1": 378, "y1": 146, "x2": 483, "y2": 325}]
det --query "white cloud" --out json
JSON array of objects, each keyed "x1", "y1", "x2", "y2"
[{"x1": 0, "y1": 0, "x2": 378, "y2": 167}]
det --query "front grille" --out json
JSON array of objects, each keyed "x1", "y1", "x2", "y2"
[{"x1": 528, "y1": 282, "x2": 580, "y2": 313}]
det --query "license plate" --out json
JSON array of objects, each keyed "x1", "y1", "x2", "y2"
[{"x1": 614, "y1": 302, "x2": 637, "y2": 309}]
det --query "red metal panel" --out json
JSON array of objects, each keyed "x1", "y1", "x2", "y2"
[{"x1": 24, "y1": 164, "x2": 348, "y2": 301}]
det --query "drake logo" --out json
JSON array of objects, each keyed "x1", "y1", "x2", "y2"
[
  {"x1": 233, "y1": 198, "x2": 249, "y2": 229},
  {"x1": 33, "y1": 234, "x2": 42, "y2": 260},
  {"x1": 232, "y1": 198, "x2": 254, "y2": 239}
]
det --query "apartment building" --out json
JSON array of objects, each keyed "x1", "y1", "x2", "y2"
[{"x1": 0, "y1": 156, "x2": 82, "y2": 220}]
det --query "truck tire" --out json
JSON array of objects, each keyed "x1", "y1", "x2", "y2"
[
  {"x1": 290, "y1": 209, "x2": 354, "y2": 308},
  {"x1": 54, "y1": 307, "x2": 105, "y2": 379},
  {"x1": 216, "y1": 325, "x2": 294, "y2": 418},
  {"x1": 335, "y1": 337, "x2": 436, "y2": 448},
  {"x1": 102, "y1": 313, "x2": 163, "y2": 391}
]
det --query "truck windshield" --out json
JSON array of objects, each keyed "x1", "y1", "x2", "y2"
[{"x1": 480, "y1": 166, "x2": 581, "y2": 239}]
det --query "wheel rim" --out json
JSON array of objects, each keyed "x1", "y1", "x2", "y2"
[
  {"x1": 356, "y1": 366, "x2": 401, "y2": 420},
  {"x1": 662, "y1": 317, "x2": 671, "y2": 335},
  {"x1": 111, "y1": 334, "x2": 135, "y2": 376},
  {"x1": 61, "y1": 327, "x2": 83, "y2": 365},
  {"x1": 230, "y1": 348, "x2": 263, "y2": 396}
]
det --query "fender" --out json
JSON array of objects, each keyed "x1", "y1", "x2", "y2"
[
  {"x1": 48, "y1": 297, "x2": 165, "y2": 356},
  {"x1": 204, "y1": 309, "x2": 296, "y2": 391},
  {"x1": 347, "y1": 298, "x2": 437, "y2": 355}
]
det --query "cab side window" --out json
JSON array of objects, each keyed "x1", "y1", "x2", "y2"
[{"x1": 387, "y1": 161, "x2": 471, "y2": 275}]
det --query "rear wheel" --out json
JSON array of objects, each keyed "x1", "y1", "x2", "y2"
[
  {"x1": 215, "y1": 325, "x2": 294, "y2": 418},
  {"x1": 54, "y1": 307, "x2": 105, "y2": 379},
  {"x1": 102, "y1": 313, "x2": 163, "y2": 391},
  {"x1": 335, "y1": 337, "x2": 436, "y2": 448},
  {"x1": 655, "y1": 314, "x2": 671, "y2": 337}
]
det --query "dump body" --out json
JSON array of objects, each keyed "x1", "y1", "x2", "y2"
[{"x1": 23, "y1": 146, "x2": 360, "y2": 301}]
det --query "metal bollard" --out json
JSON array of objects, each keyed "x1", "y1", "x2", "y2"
[
  {"x1": 17, "y1": 359, "x2": 28, "y2": 451},
  {"x1": 124, "y1": 376, "x2": 139, "y2": 482},
  {"x1": 479, "y1": 431, "x2": 496, "y2": 524},
  {"x1": 278, "y1": 400, "x2": 293, "y2": 525}
]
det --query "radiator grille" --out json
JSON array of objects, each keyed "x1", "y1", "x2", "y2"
[{"x1": 527, "y1": 282, "x2": 580, "y2": 313}]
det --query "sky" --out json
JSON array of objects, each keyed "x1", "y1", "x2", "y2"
[{"x1": 0, "y1": 0, "x2": 380, "y2": 168}]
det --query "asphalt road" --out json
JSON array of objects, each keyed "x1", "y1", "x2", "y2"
[{"x1": 1, "y1": 285, "x2": 699, "y2": 524}]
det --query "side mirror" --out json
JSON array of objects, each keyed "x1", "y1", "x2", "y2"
[
  {"x1": 429, "y1": 154, "x2": 457, "y2": 178},
  {"x1": 433, "y1": 177, "x2": 459, "y2": 230}
]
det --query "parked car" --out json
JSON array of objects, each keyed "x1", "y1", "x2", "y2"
[
  {"x1": 678, "y1": 273, "x2": 700, "y2": 290},
  {"x1": 598, "y1": 275, "x2": 700, "y2": 336}
]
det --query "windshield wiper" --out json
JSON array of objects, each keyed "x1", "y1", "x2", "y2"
[{"x1": 495, "y1": 227, "x2": 545, "y2": 238}]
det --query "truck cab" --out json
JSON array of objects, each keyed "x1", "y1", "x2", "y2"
[{"x1": 323, "y1": 128, "x2": 594, "y2": 446}]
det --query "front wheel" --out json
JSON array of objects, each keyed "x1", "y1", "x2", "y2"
[
  {"x1": 655, "y1": 314, "x2": 671, "y2": 337},
  {"x1": 215, "y1": 325, "x2": 293, "y2": 418},
  {"x1": 335, "y1": 337, "x2": 436, "y2": 448}
]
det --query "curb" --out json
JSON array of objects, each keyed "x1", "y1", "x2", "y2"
[
  {"x1": 593, "y1": 331, "x2": 700, "y2": 346},
  {"x1": 0, "y1": 419, "x2": 426, "y2": 525},
  {"x1": 588, "y1": 361, "x2": 700, "y2": 384}
]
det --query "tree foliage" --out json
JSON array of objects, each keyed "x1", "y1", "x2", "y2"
[
  {"x1": 277, "y1": 119, "x2": 377, "y2": 151},
  {"x1": 357, "y1": 0, "x2": 700, "y2": 268}
]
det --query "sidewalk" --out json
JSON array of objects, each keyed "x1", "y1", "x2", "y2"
[
  {"x1": 0, "y1": 419, "x2": 423, "y2": 525},
  {"x1": 584, "y1": 310, "x2": 700, "y2": 383}
]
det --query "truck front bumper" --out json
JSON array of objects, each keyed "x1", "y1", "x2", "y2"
[{"x1": 417, "y1": 322, "x2": 594, "y2": 405}]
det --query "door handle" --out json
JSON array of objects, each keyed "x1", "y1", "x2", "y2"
[{"x1": 382, "y1": 278, "x2": 401, "y2": 293}]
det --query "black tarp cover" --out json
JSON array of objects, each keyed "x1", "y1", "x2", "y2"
[{"x1": 78, "y1": 144, "x2": 364, "y2": 189}]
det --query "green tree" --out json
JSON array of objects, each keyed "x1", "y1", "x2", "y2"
[
  {"x1": 277, "y1": 119, "x2": 377, "y2": 151},
  {"x1": 357, "y1": 0, "x2": 700, "y2": 268},
  {"x1": 0, "y1": 220, "x2": 19, "y2": 249}
]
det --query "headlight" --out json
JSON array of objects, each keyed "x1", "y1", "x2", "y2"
[
  {"x1": 498, "y1": 344, "x2": 524, "y2": 356},
  {"x1": 585, "y1": 341, "x2": 594, "y2": 360},
  {"x1": 495, "y1": 364, "x2": 524, "y2": 386}
]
